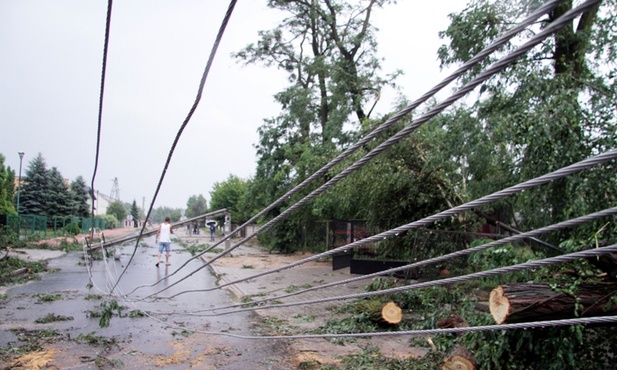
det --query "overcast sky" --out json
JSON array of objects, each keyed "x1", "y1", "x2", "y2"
[{"x1": 0, "y1": 0, "x2": 465, "y2": 211}]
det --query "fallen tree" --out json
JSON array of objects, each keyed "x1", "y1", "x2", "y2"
[{"x1": 489, "y1": 282, "x2": 617, "y2": 324}]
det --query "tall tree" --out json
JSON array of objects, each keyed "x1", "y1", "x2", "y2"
[
  {"x1": 0, "y1": 154, "x2": 16, "y2": 215},
  {"x1": 235, "y1": 0, "x2": 398, "y2": 201},
  {"x1": 235, "y1": 0, "x2": 399, "y2": 250},
  {"x1": 209, "y1": 175, "x2": 250, "y2": 223},
  {"x1": 46, "y1": 167, "x2": 72, "y2": 221},
  {"x1": 106, "y1": 200, "x2": 127, "y2": 223},
  {"x1": 130, "y1": 200, "x2": 140, "y2": 227},
  {"x1": 185, "y1": 194, "x2": 208, "y2": 219},
  {"x1": 19, "y1": 153, "x2": 48, "y2": 216},
  {"x1": 151, "y1": 206, "x2": 182, "y2": 223},
  {"x1": 69, "y1": 176, "x2": 91, "y2": 218},
  {"x1": 436, "y1": 0, "x2": 617, "y2": 241}
]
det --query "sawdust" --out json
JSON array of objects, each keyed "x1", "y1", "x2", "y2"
[{"x1": 7, "y1": 350, "x2": 57, "y2": 369}]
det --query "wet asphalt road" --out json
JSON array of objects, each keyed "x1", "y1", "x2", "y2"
[{"x1": 0, "y1": 235, "x2": 293, "y2": 369}]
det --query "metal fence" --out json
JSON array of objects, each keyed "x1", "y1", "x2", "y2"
[{"x1": 7, "y1": 214, "x2": 48, "y2": 238}]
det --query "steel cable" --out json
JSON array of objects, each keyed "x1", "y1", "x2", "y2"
[
  {"x1": 200, "y1": 244, "x2": 617, "y2": 316},
  {"x1": 110, "y1": 0, "x2": 238, "y2": 294},
  {"x1": 186, "y1": 207, "x2": 617, "y2": 313},
  {"x1": 139, "y1": 0, "x2": 596, "y2": 299},
  {"x1": 123, "y1": 0, "x2": 561, "y2": 296},
  {"x1": 154, "y1": 149, "x2": 616, "y2": 300}
]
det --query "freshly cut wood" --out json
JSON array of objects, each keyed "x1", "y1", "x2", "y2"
[
  {"x1": 490, "y1": 282, "x2": 617, "y2": 324},
  {"x1": 356, "y1": 300, "x2": 403, "y2": 325},
  {"x1": 381, "y1": 301, "x2": 403, "y2": 324},
  {"x1": 442, "y1": 345, "x2": 475, "y2": 370}
]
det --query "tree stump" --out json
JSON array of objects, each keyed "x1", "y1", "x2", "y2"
[
  {"x1": 381, "y1": 301, "x2": 403, "y2": 324},
  {"x1": 489, "y1": 282, "x2": 617, "y2": 324},
  {"x1": 442, "y1": 346, "x2": 476, "y2": 370}
]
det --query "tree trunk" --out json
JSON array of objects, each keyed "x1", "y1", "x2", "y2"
[
  {"x1": 489, "y1": 282, "x2": 617, "y2": 324},
  {"x1": 357, "y1": 300, "x2": 403, "y2": 325},
  {"x1": 441, "y1": 345, "x2": 476, "y2": 370}
]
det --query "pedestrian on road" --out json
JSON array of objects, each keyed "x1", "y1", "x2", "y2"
[
  {"x1": 155, "y1": 217, "x2": 174, "y2": 267},
  {"x1": 193, "y1": 221, "x2": 199, "y2": 235},
  {"x1": 209, "y1": 223, "x2": 216, "y2": 242}
]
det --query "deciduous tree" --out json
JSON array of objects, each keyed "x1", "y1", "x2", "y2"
[
  {"x1": 0, "y1": 154, "x2": 16, "y2": 216},
  {"x1": 436, "y1": 0, "x2": 617, "y2": 242},
  {"x1": 185, "y1": 194, "x2": 208, "y2": 219}
]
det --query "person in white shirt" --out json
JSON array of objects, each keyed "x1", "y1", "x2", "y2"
[{"x1": 155, "y1": 217, "x2": 174, "y2": 267}]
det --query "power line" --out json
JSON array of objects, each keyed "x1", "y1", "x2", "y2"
[
  {"x1": 110, "y1": 0, "x2": 239, "y2": 294},
  {"x1": 134, "y1": 0, "x2": 587, "y2": 298},
  {"x1": 145, "y1": 148, "x2": 617, "y2": 300},
  {"x1": 182, "y1": 207, "x2": 617, "y2": 313}
]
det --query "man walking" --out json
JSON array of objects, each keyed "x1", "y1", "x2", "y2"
[{"x1": 155, "y1": 217, "x2": 174, "y2": 267}]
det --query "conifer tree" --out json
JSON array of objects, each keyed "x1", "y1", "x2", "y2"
[
  {"x1": 69, "y1": 176, "x2": 91, "y2": 218},
  {"x1": 19, "y1": 153, "x2": 48, "y2": 216},
  {"x1": 130, "y1": 200, "x2": 140, "y2": 227}
]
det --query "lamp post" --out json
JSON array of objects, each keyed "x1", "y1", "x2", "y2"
[{"x1": 17, "y1": 152, "x2": 24, "y2": 214}]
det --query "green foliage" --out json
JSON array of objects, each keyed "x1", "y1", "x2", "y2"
[
  {"x1": 128, "y1": 309, "x2": 147, "y2": 318},
  {"x1": 150, "y1": 206, "x2": 182, "y2": 223},
  {"x1": 106, "y1": 200, "x2": 126, "y2": 223},
  {"x1": 98, "y1": 299, "x2": 122, "y2": 328},
  {"x1": 19, "y1": 153, "x2": 49, "y2": 216},
  {"x1": 436, "y1": 0, "x2": 617, "y2": 244},
  {"x1": 76, "y1": 332, "x2": 117, "y2": 346},
  {"x1": 236, "y1": 1, "x2": 402, "y2": 252},
  {"x1": 34, "y1": 313, "x2": 73, "y2": 323},
  {"x1": 85, "y1": 293, "x2": 103, "y2": 300},
  {"x1": 63, "y1": 221, "x2": 81, "y2": 236},
  {"x1": 46, "y1": 167, "x2": 72, "y2": 224},
  {"x1": 460, "y1": 325, "x2": 617, "y2": 370},
  {"x1": 130, "y1": 200, "x2": 140, "y2": 226},
  {"x1": 0, "y1": 328, "x2": 62, "y2": 363},
  {"x1": 0, "y1": 153, "x2": 16, "y2": 216},
  {"x1": 183, "y1": 242, "x2": 210, "y2": 256},
  {"x1": 209, "y1": 175, "x2": 251, "y2": 223},
  {"x1": 35, "y1": 293, "x2": 63, "y2": 303},
  {"x1": 0, "y1": 225, "x2": 27, "y2": 249},
  {"x1": 332, "y1": 345, "x2": 443, "y2": 370},
  {"x1": 185, "y1": 194, "x2": 208, "y2": 218},
  {"x1": 467, "y1": 241, "x2": 540, "y2": 286},
  {"x1": 171, "y1": 330, "x2": 191, "y2": 337},
  {"x1": 98, "y1": 213, "x2": 119, "y2": 229},
  {"x1": 69, "y1": 176, "x2": 91, "y2": 218},
  {"x1": 0, "y1": 256, "x2": 47, "y2": 286}
]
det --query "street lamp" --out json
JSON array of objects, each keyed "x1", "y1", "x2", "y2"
[{"x1": 17, "y1": 152, "x2": 24, "y2": 214}]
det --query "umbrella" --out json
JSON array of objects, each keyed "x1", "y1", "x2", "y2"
[{"x1": 206, "y1": 220, "x2": 217, "y2": 226}]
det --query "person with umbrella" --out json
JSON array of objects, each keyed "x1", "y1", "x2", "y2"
[{"x1": 207, "y1": 221, "x2": 216, "y2": 242}]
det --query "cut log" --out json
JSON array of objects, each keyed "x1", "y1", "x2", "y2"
[
  {"x1": 442, "y1": 345, "x2": 475, "y2": 370},
  {"x1": 381, "y1": 301, "x2": 403, "y2": 324},
  {"x1": 489, "y1": 282, "x2": 617, "y2": 324},
  {"x1": 356, "y1": 300, "x2": 403, "y2": 325}
]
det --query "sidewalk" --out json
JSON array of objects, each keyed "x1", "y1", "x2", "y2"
[{"x1": 195, "y1": 238, "x2": 426, "y2": 366}]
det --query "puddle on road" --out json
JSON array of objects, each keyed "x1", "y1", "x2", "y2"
[{"x1": 0, "y1": 240, "x2": 293, "y2": 369}]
